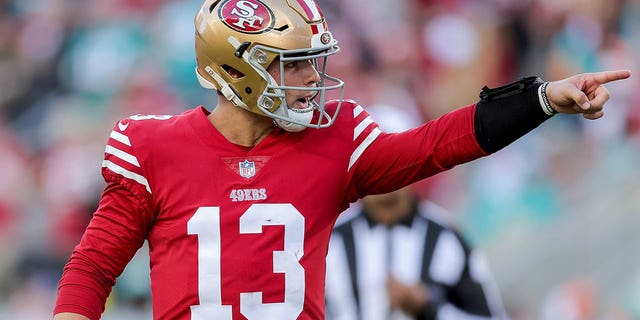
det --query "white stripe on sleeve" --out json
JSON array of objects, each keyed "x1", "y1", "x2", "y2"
[
  {"x1": 353, "y1": 104, "x2": 365, "y2": 118},
  {"x1": 102, "y1": 160, "x2": 152, "y2": 194},
  {"x1": 348, "y1": 128, "x2": 381, "y2": 172},
  {"x1": 110, "y1": 131, "x2": 132, "y2": 146},
  {"x1": 354, "y1": 117, "x2": 374, "y2": 140},
  {"x1": 105, "y1": 145, "x2": 141, "y2": 167}
]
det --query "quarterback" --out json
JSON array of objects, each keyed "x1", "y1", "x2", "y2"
[{"x1": 53, "y1": 0, "x2": 630, "y2": 319}]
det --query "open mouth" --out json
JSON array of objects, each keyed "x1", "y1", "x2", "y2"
[{"x1": 291, "y1": 97, "x2": 314, "y2": 112}]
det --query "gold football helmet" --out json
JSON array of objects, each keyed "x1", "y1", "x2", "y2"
[{"x1": 194, "y1": 0, "x2": 345, "y2": 131}]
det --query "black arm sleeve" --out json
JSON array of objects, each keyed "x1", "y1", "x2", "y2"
[{"x1": 474, "y1": 76, "x2": 553, "y2": 153}]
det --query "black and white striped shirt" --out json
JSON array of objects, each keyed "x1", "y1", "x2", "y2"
[{"x1": 326, "y1": 201, "x2": 507, "y2": 320}]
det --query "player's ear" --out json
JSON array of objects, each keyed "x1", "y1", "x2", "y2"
[{"x1": 222, "y1": 65, "x2": 245, "y2": 79}]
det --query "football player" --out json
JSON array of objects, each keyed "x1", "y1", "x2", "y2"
[{"x1": 53, "y1": 0, "x2": 630, "y2": 319}]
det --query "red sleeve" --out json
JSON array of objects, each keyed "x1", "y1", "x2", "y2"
[
  {"x1": 352, "y1": 104, "x2": 487, "y2": 196},
  {"x1": 54, "y1": 175, "x2": 155, "y2": 319}
]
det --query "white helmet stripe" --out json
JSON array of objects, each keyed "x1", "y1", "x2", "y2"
[{"x1": 295, "y1": 0, "x2": 323, "y2": 21}]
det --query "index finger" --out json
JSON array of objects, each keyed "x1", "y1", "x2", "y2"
[{"x1": 592, "y1": 69, "x2": 632, "y2": 84}]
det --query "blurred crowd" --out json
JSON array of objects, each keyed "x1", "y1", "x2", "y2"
[{"x1": 0, "y1": 0, "x2": 639, "y2": 319}]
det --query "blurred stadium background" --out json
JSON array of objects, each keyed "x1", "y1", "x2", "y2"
[{"x1": 0, "y1": 0, "x2": 639, "y2": 319}]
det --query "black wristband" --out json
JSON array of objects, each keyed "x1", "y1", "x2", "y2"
[{"x1": 474, "y1": 76, "x2": 553, "y2": 153}]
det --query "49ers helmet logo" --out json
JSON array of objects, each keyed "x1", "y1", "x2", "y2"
[{"x1": 219, "y1": 0, "x2": 274, "y2": 34}]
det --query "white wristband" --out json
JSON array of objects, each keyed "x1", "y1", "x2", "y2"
[{"x1": 538, "y1": 82, "x2": 556, "y2": 116}]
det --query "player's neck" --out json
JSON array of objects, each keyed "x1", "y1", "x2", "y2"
[{"x1": 208, "y1": 100, "x2": 276, "y2": 147}]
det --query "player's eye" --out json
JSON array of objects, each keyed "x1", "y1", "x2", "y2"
[
  {"x1": 285, "y1": 60, "x2": 314, "y2": 69},
  {"x1": 285, "y1": 61, "x2": 298, "y2": 69}
]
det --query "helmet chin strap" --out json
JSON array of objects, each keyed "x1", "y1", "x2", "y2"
[
  {"x1": 274, "y1": 107, "x2": 313, "y2": 132},
  {"x1": 196, "y1": 66, "x2": 250, "y2": 110}
]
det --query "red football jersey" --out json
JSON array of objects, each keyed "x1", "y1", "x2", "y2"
[{"x1": 55, "y1": 101, "x2": 485, "y2": 319}]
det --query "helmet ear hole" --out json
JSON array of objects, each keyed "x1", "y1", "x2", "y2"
[{"x1": 222, "y1": 65, "x2": 245, "y2": 79}]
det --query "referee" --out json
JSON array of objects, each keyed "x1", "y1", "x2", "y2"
[{"x1": 325, "y1": 105, "x2": 508, "y2": 320}]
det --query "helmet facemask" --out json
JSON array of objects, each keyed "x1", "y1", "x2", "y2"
[{"x1": 249, "y1": 43, "x2": 345, "y2": 132}]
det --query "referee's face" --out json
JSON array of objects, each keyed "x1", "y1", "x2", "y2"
[{"x1": 362, "y1": 187, "x2": 414, "y2": 227}]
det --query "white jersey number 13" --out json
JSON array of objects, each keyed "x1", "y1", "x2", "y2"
[{"x1": 187, "y1": 204, "x2": 305, "y2": 320}]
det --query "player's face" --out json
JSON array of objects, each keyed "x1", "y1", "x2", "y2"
[{"x1": 267, "y1": 58, "x2": 321, "y2": 110}]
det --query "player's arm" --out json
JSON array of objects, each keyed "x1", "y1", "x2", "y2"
[
  {"x1": 53, "y1": 178, "x2": 154, "y2": 320},
  {"x1": 350, "y1": 76, "x2": 551, "y2": 196},
  {"x1": 351, "y1": 70, "x2": 631, "y2": 197}
]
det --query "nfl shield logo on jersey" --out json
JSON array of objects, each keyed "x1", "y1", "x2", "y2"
[{"x1": 239, "y1": 160, "x2": 256, "y2": 178}]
